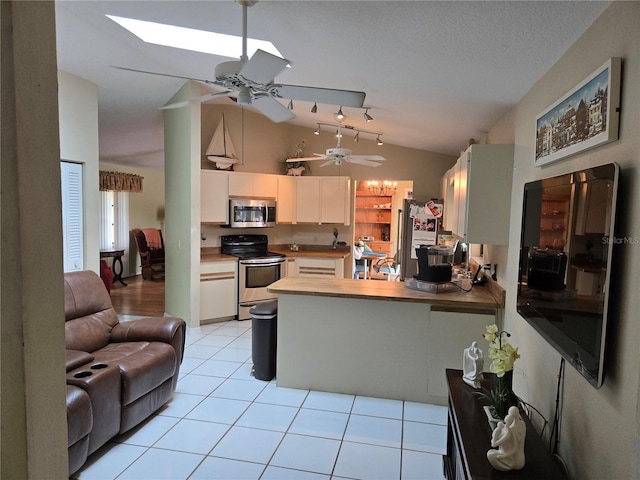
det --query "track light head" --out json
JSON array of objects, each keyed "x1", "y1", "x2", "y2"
[
  {"x1": 287, "y1": 99, "x2": 293, "y2": 110},
  {"x1": 334, "y1": 107, "x2": 345, "y2": 121},
  {"x1": 314, "y1": 125, "x2": 320, "y2": 135},
  {"x1": 354, "y1": 131, "x2": 360, "y2": 143},
  {"x1": 364, "y1": 108, "x2": 374, "y2": 122},
  {"x1": 376, "y1": 135, "x2": 384, "y2": 146},
  {"x1": 311, "y1": 102, "x2": 318, "y2": 113}
]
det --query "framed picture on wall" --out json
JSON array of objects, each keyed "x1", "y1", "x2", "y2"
[{"x1": 535, "y1": 57, "x2": 621, "y2": 167}]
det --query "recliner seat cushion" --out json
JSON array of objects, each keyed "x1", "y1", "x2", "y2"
[{"x1": 93, "y1": 341, "x2": 177, "y2": 405}]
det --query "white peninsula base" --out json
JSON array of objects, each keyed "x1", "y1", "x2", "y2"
[{"x1": 275, "y1": 292, "x2": 495, "y2": 405}]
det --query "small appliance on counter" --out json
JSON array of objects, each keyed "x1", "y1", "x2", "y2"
[
  {"x1": 405, "y1": 244, "x2": 457, "y2": 294},
  {"x1": 415, "y1": 245, "x2": 454, "y2": 283}
]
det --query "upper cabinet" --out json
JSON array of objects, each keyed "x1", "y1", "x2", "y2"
[
  {"x1": 201, "y1": 171, "x2": 351, "y2": 226},
  {"x1": 228, "y1": 172, "x2": 277, "y2": 198},
  {"x1": 201, "y1": 170, "x2": 229, "y2": 224},
  {"x1": 277, "y1": 176, "x2": 295, "y2": 224},
  {"x1": 295, "y1": 176, "x2": 351, "y2": 225},
  {"x1": 444, "y1": 144, "x2": 514, "y2": 245}
]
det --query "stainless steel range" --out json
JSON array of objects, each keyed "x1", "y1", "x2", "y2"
[{"x1": 221, "y1": 235, "x2": 285, "y2": 320}]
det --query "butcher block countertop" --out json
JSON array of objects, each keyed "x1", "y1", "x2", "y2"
[
  {"x1": 200, "y1": 245, "x2": 351, "y2": 262},
  {"x1": 268, "y1": 244, "x2": 351, "y2": 259},
  {"x1": 268, "y1": 277, "x2": 504, "y2": 313},
  {"x1": 200, "y1": 248, "x2": 235, "y2": 263}
]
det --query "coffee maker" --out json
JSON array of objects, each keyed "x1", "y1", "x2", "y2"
[{"x1": 415, "y1": 245, "x2": 454, "y2": 283}]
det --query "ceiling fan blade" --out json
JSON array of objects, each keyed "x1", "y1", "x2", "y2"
[
  {"x1": 252, "y1": 96, "x2": 295, "y2": 123},
  {"x1": 348, "y1": 155, "x2": 386, "y2": 161},
  {"x1": 160, "y1": 91, "x2": 232, "y2": 110},
  {"x1": 273, "y1": 84, "x2": 366, "y2": 108},
  {"x1": 287, "y1": 155, "x2": 326, "y2": 162},
  {"x1": 239, "y1": 49, "x2": 289, "y2": 86},
  {"x1": 112, "y1": 65, "x2": 214, "y2": 84},
  {"x1": 347, "y1": 158, "x2": 383, "y2": 167},
  {"x1": 320, "y1": 159, "x2": 338, "y2": 167}
]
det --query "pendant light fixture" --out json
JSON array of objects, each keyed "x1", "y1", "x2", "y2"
[{"x1": 311, "y1": 102, "x2": 318, "y2": 113}]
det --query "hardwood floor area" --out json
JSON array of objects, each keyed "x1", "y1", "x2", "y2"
[{"x1": 109, "y1": 275, "x2": 165, "y2": 317}]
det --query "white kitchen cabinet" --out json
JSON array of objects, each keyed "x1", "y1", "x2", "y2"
[
  {"x1": 201, "y1": 170, "x2": 229, "y2": 224},
  {"x1": 451, "y1": 144, "x2": 514, "y2": 245},
  {"x1": 277, "y1": 175, "x2": 295, "y2": 224},
  {"x1": 441, "y1": 166, "x2": 458, "y2": 233},
  {"x1": 294, "y1": 176, "x2": 351, "y2": 225},
  {"x1": 228, "y1": 172, "x2": 277, "y2": 198},
  {"x1": 427, "y1": 310, "x2": 497, "y2": 399},
  {"x1": 295, "y1": 257, "x2": 345, "y2": 278},
  {"x1": 200, "y1": 261, "x2": 237, "y2": 322},
  {"x1": 284, "y1": 257, "x2": 297, "y2": 277}
]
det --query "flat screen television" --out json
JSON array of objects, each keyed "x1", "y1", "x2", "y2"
[{"x1": 517, "y1": 162, "x2": 619, "y2": 388}]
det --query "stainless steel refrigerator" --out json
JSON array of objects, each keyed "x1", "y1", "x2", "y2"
[{"x1": 399, "y1": 199, "x2": 443, "y2": 281}]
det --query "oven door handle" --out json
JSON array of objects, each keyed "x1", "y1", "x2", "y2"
[{"x1": 239, "y1": 258, "x2": 285, "y2": 266}]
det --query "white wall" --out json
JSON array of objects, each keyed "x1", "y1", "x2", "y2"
[
  {"x1": 58, "y1": 70, "x2": 100, "y2": 273},
  {"x1": 1, "y1": 2, "x2": 68, "y2": 477},
  {"x1": 164, "y1": 81, "x2": 202, "y2": 325},
  {"x1": 485, "y1": 3, "x2": 640, "y2": 478}
]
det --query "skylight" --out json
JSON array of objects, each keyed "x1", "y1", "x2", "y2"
[{"x1": 106, "y1": 15, "x2": 283, "y2": 59}]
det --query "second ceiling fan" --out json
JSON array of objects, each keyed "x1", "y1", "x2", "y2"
[{"x1": 288, "y1": 121, "x2": 386, "y2": 167}]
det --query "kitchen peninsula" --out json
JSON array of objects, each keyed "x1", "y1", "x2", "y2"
[{"x1": 268, "y1": 277, "x2": 504, "y2": 405}]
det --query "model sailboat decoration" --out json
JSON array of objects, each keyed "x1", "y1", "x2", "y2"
[{"x1": 206, "y1": 114, "x2": 239, "y2": 170}]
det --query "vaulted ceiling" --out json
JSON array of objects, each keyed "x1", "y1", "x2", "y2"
[{"x1": 55, "y1": 1, "x2": 609, "y2": 169}]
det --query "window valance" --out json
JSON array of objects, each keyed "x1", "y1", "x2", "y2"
[{"x1": 99, "y1": 171, "x2": 143, "y2": 193}]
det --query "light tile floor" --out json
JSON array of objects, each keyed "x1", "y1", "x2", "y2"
[{"x1": 72, "y1": 320, "x2": 448, "y2": 480}]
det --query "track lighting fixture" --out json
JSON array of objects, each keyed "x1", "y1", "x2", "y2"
[
  {"x1": 311, "y1": 102, "x2": 318, "y2": 113},
  {"x1": 313, "y1": 122, "x2": 384, "y2": 146},
  {"x1": 364, "y1": 108, "x2": 373, "y2": 122},
  {"x1": 287, "y1": 99, "x2": 293, "y2": 110}
]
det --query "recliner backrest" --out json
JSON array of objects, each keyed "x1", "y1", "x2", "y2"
[{"x1": 64, "y1": 271, "x2": 119, "y2": 353}]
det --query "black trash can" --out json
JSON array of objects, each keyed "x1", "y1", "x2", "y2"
[{"x1": 250, "y1": 300, "x2": 278, "y2": 381}]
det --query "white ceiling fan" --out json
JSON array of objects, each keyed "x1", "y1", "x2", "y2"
[
  {"x1": 113, "y1": 0, "x2": 366, "y2": 123},
  {"x1": 288, "y1": 121, "x2": 386, "y2": 167}
]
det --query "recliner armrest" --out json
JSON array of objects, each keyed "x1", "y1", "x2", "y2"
[
  {"x1": 110, "y1": 317, "x2": 186, "y2": 362},
  {"x1": 66, "y1": 350, "x2": 95, "y2": 372}
]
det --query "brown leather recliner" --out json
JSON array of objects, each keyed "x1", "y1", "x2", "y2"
[{"x1": 64, "y1": 270, "x2": 185, "y2": 475}]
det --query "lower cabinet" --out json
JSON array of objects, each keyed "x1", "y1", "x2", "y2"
[
  {"x1": 200, "y1": 261, "x2": 237, "y2": 322},
  {"x1": 290, "y1": 257, "x2": 345, "y2": 279}
]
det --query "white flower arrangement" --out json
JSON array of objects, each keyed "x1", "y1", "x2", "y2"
[{"x1": 478, "y1": 324, "x2": 520, "y2": 419}]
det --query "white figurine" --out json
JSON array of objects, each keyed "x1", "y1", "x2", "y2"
[
  {"x1": 487, "y1": 406, "x2": 526, "y2": 471},
  {"x1": 462, "y1": 341, "x2": 484, "y2": 389}
]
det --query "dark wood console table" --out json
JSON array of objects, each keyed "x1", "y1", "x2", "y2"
[
  {"x1": 100, "y1": 249, "x2": 127, "y2": 286},
  {"x1": 444, "y1": 369, "x2": 566, "y2": 480}
]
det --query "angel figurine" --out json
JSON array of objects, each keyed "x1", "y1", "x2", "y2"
[
  {"x1": 487, "y1": 406, "x2": 526, "y2": 471},
  {"x1": 462, "y1": 341, "x2": 484, "y2": 389}
]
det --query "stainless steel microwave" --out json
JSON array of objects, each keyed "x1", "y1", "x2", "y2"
[{"x1": 229, "y1": 198, "x2": 276, "y2": 228}]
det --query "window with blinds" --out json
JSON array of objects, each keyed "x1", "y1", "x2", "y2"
[{"x1": 61, "y1": 161, "x2": 84, "y2": 272}]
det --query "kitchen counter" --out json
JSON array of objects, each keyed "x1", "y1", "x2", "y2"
[
  {"x1": 268, "y1": 244, "x2": 351, "y2": 259},
  {"x1": 201, "y1": 245, "x2": 351, "y2": 262},
  {"x1": 271, "y1": 276, "x2": 506, "y2": 404},
  {"x1": 200, "y1": 248, "x2": 236, "y2": 263},
  {"x1": 268, "y1": 276, "x2": 504, "y2": 314}
]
